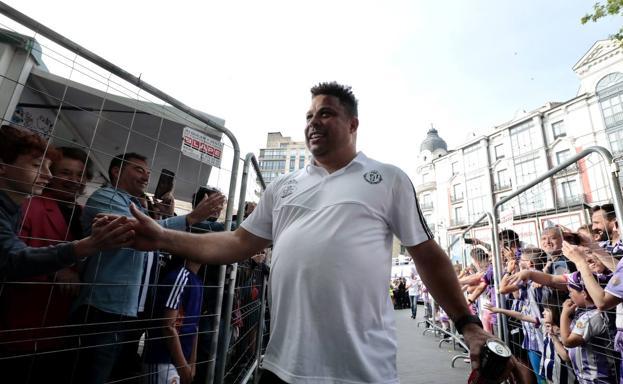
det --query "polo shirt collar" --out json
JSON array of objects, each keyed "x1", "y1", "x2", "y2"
[{"x1": 306, "y1": 151, "x2": 367, "y2": 176}]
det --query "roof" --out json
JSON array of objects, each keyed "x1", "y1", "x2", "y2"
[
  {"x1": 420, "y1": 127, "x2": 448, "y2": 153},
  {"x1": 0, "y1": 28, "x2": 45, "y2": 68}
]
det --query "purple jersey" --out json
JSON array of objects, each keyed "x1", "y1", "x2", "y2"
[
  {"x1": 482, "y1": 265, "x2": 496, "y2": 306},
  {"x1": 568, "y1": 308, "x2": 617, "y2": 384},
  {"x1": 600, "y1": 239, "x2": 623, "y2": 257},
  {"x1": 605, "y1": 258, "x2": 623, "y2": 331},
  {"x1": 605, "y1": 258, "x2": 623, "y2": 384},
  {"x1": 481, "y1": 265, "x2": 497, "y2": 328},
  {"x1": 540, "y1": 327, "x2": 576, "y2": 384},
  {"x1": 518, "y1": 280, "x2": 546, "y2": 352}
]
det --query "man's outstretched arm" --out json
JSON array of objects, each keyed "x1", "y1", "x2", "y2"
[
  {"x1": 407, "y1": 239, "x2": 492, "y2": 370},
  {"x1": 130, "y1": 203, "x2": 271, "y2": 264}
]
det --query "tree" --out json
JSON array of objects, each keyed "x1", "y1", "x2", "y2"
[{"x1": 582, "y1": 0, "x2": 623, "y2": 42}]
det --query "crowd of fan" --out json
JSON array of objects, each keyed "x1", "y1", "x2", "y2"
[
  {"x1": 0, "y1": 124, "x2": 267, "y2": 384},
  {"x1": 441, "y1": 204, "x2": 623, "y2": 384}
]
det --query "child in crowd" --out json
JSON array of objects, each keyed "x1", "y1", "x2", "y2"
[
  {"x1": 143, "y1": 256, "x2": 204, "y2": 384},
  {"x1": 499, "y1": 248, "x2": 550, "y2": 383},
  {"x1": 560, "y1": 271, "x2": 617, "y2": 384},
  {"x1": 485, "y1": 296, "x2": 576, "y2": 384},
  {"x1": 562, "y1": 240, "x2": 622, "y2": 384},
  {"x1": 461, "y1": 247, "x2": 495, "y2": 333}
]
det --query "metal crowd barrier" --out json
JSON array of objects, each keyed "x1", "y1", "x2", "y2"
[
  {"x1": 0, "y1": 3, "x2": 272, "y2": 384},
  {"x1": 215, "y1": 153, "x2": 267, "y2": 384},
  {"x1": 452, "y1": 146, "x2": 623, "y2": 381}
]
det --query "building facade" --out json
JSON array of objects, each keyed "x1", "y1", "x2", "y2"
[
  {"x1": 258, "y1": 132, "x2": 312, "y2": 184},
  {"x1": 415, "y1": 40, "x2": 623, "y2": 264}
]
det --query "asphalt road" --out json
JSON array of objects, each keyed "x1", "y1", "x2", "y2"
[{"x1": 396, "y1": 305, "x2": 471, "y2": 383}]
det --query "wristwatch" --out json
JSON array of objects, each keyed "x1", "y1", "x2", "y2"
[{"x1": 454, "y1": 314, "x2": 483, "y2": 334}]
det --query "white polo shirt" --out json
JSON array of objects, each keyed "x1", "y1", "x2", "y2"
[{"x1": 241, "y1": 152, "x2": 432, "y2": 384}]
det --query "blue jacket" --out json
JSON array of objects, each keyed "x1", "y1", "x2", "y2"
[
  {"x1": 0, "y1": 191, "x2": 75, "y2": 280},
  {"x1": 74, "y1": 187, "x2": 186, "y2": 317}
]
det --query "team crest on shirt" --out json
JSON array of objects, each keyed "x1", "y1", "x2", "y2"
[
  {"x1": 576, "y1": 321, "x2": 585, "y2": 329},
  {"x1": 363, "y1": 170, "x2": 383, "y2": 184},
  {"x1": 280, "y1": 179, "x2": 297, "y2": 198},
  {"x1": 612, "y1": 277, "x2": 621, "y2": 286}
]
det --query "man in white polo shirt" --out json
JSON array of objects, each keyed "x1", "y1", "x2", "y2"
[{"x1": 130, "y1": 82, "x2": 492, "y2": 383}]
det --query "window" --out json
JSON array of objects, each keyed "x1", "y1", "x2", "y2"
[
  {"x1": 289, "y1": 156, "x2": 296, "y2": 172},
  {"x1": 494, "y1": 144, "x2": 504, "y2": 160},
  {"x1": 452, "y1": 184, "x2": 462, "y2": 200},
  {"x1": 510, "y1": 121, "x2": 538, "y2": 156},
  {"x1": 558, "y1": 179, "x2": 580, "y2": 204},
  {"x1": 422, "y1": 172, "x2": 434, "y2": 182},
  {"x1": 451, "y1": 161, "x2": 459, "y2": 175},
  {"x1": 262, "y1": 149, "x2": 286, "y2": 159},
  {"x1": 299, "y1": 155, "x2": 305, "y2": 168},
  {"x1": 552, "y1": 121, "x2": 565, "y2": 138},
  {"x1": 260, "y1": 160, "x2": 285, "y2": 170},
  {"x1": 454, "y1": 207, "x2": 463, "y2": 221},
  {"x1": 498, "y1": 195, "x2": 510, "y2": 212},
  {"x1": 496, "y1": 169, "x2": 509, "y2": 189},
  {"x1": 424, "y1": 214, "x2": 433, "y2": 227},
  {"x1": 555, "y1": 149, "x2": 571, "y2": 166},
  {"x1": 515, "y1": 157, "x2": 545, "y2": 214},
  {"x1": 463, "y1": 145, "x2": 484, "y2": 171},
  {"x1": 466, "y1": 176, "x2": 485, "y2": 222},
  {"x1": 515, "y1": 157, "x2": 538, "y2": 186},
  {"x1": 609, "y1": 128, "x2": 623, "y2": 154},
  {"x1": 601, "y1": 94, "x2": 623, "y2": 128},
  {"x1": 421, "y1": 193, "x2": 431, "y2": 204}
]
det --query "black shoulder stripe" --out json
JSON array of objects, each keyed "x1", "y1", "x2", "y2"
[{"x1": 408, "y1": 179, "x2": 433, "y2": 240}]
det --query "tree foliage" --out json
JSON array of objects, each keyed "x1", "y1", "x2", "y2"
[{"x1": 582, "y1": 0, "x2": 623, "y2": 42}]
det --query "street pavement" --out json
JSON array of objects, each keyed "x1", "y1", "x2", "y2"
[{"x1": 396, "y1": 305, "x2": 471, "y2": 383}]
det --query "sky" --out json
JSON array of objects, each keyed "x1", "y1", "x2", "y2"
[{"x1": 5, "y1": 0, "x2": 623, "y2": 182}]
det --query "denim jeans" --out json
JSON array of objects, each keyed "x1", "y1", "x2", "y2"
[
  {"x1": 69, "y1": 305, "x2": 136, "y2": 384},
  {"x1": 409, "y1": 295, "x2": 418, "y2": 318}
]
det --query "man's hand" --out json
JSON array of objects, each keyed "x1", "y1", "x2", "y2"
[
  {"x1": 461, "y1": 324, "x2": 490, "y2": 370},
  {"x1": 129, "y1": 203, "x2": 166, "y2": 251},
  {"x1": 186, "y1": 192, "x2": 226, "y2": 226},
  {"x1": 55, "y1": 268, "x2": 80, "y2": 297},
  {"x1": 73, "y1": 215, "x2": 135, "y2": 258}
]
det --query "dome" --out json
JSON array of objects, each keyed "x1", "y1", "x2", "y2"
[{"x1": 420, "y1": 127, "x2": 448, "y2": 153}]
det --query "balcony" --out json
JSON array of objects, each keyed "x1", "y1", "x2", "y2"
[
  {"x1": 416, "y1": 181, "x2": 436, "y2": 192},
  {"x1": 450, "y1": 194, "x2": 464, "y2": 203},
  {"x1": 493, "y1": 181, "x2": 512, "y2": 192},
  {"x1": 450, "y1": 218, "x2": 467, "y2": 227},
  {"x1": 555, "y1": 193, "x2": 587, "y2": 207},
  {"x1": 420, "y1": 201, "x2": 434, "y2": 210}
]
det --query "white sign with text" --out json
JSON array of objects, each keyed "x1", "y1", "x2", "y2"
[{"x1": 181, "y1": 127, "x2": 224, "y2": 168}]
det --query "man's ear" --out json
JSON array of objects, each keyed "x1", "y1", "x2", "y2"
[
  {"x1": 110, "y1": 166, "x2": 120, "y2": 185},
  {"x1": 350, "y1": 116, "x2": 359, "y2": 133}
]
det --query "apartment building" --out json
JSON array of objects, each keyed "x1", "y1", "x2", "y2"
[
  {"x1": 415, "y1": 39, "x2": 623, "y2": 262},
  {"x1": 258, "y1": 132, "x2": 312, "y2": 183}
]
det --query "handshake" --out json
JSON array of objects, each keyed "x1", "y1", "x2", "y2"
[{"x1": 76, "y1": 192, "x2": 227, "y2": 259}]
